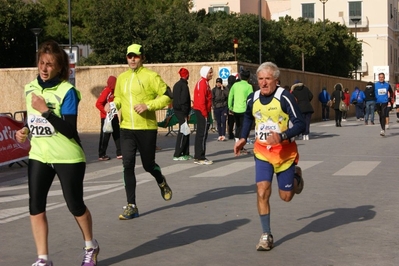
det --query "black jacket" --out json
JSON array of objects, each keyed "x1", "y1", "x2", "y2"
[
  {"x1": 331, "y1": 85, "x2": 345, "y2": 110},
  {"x1": 291, "y1": 83, "x2": 314, "y2": 114},
  {"x1": 212, "y1": 86, "x2": 229, "y2": 108},
  {"x1": 172, "y1": 78, "x2": 191, "y2": 115},
  {"x1": 364, "y1": 84, "x2": 376, "y2": 101}
]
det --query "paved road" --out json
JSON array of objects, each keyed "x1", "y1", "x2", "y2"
[{"x1": 1, "y1": 114, "x2": 399, "y2": 266}]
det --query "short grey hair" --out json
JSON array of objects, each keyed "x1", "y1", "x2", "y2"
[{"x1": 256, "y1": 62, "x2": 280, "y2": 79}]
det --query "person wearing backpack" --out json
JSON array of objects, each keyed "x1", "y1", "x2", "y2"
[
  {"x1": 350, "y1": 86, "x2": 366, "y2": 121},
  {"x1": 318, "y1": 86, "x2": 330, "y2": 121},
  {"x1": 364, "y1": 82, "x2": 376, "y2": 125}
]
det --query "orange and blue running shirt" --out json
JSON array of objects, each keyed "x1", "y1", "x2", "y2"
[{"x1": 241, "y1": 87, "x2": 305, "y2": 173}]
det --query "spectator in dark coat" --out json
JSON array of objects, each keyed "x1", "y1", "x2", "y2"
[
  {"x1": 331, "y1": 83, "x2": 346, "y2": 127},
  {"x1": 172, "y1": 68, "x2": 192, "y2": 160},
  {"x1": 291, "y1": 81, "x2": 314, "y2": 140},
  {"x1": 364, "y1": 82, "x2": 376, "y2": 125}
]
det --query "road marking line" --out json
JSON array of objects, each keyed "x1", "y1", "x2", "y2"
[
  {"x1": 191, "y1": 162, "x2": 254, "y2": 178},
  {"x1": 333, "y1": 161, "x2": 380, "y2": 176},
  {"x1": 297, "y1": 161, "x2": 323, "y2": 171}
]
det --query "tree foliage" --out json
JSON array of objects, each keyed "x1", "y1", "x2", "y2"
[
  {"x1": 0, "y1": 0, "x2": 45, "y2": 67},
  {"x1": 0, "y1": 0, "x2": 362, "y2": 78}
]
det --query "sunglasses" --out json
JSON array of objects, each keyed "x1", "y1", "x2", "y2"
[{"x1": 127, "y1": 53, "x2": 140, "y2": 59}]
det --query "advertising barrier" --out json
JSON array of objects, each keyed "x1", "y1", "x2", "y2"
[{"x1": 0, "y1": 115, "x2": 30, "y2": 166}]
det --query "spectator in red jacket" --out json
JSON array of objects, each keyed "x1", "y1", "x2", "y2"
[
  {"x1": 192, "y1": 66, "x2": 213, "y2": 165},
  {"x1": 95, "y1": 76, "x2": 122, "y2": 161}
]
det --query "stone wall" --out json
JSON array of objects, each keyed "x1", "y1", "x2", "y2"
[{"x1": 1, "y1": 61, "x2": 365, "y2": 132}]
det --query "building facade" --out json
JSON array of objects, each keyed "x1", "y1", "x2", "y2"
[
  {"x1": 290, "y1": 0, "x2": 399, "y2": 83},
  {"x1": 191, "y1": 0, "x2": 399, "y2": 83},
  {"x1": 191, "y1": 0, "x2": 267, "y2": 17}
]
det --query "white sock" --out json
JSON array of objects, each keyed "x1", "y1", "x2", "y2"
[
  {"x1": 38, "y1": 255, "x2": 49, "y2": 261},
  {"x1": 85, "y1": 239, "x2": 97, "y2": 248}
]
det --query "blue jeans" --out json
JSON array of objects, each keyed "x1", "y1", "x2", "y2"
[
  {"x1": 365, "y1": 101, "x2": 375, "y2": 122},
  {"x1": 355, "y1": 102, "x2": 365, "y2": 119},
  {"x1": 213, "y1": 106, "x2": 228, "y2": 136}
]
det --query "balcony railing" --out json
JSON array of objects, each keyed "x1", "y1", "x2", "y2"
[
  {"x1": 343, "y1": 16, "x2": 369, "y2": 28},
  {"x1": 357, "y1": 62, "x2": 368, "y2": 73}
]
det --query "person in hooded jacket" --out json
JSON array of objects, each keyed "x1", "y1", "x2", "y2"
[
  {"x1": 331, "y1": 83, "x2": 346, "y2": 127},
  {"x1": 226, "y1": 75, "x2": 237, "y2": 139},
  {"x1": 350, "y1": 86, "x2": 366, "y2": 121},
  {"x1": 291, "y1": 81, "x2": 314, "y2": 140},
  {"x1": 95, "y1": 76, "x2": 122, "y2": 161},
  {"x1": 342, "y1": 88, "x2": 350, "y2": 121},
  {"x1": 318, "y1": 86, "x2": 330, "y2": 121},
  {"x1": 364, "y1": 82, "x2": 376, "y2": 125},
  {"x1": 192, "y1": 66, "x2": 214, "y2": 165}
]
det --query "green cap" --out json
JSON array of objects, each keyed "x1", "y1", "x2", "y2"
[{"x1": 126, "y1": 44, "x2": 143, "y2": 55}]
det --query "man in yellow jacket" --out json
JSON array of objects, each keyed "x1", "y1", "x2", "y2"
[{"x1": 109, "y1": 43, "x2": 173, "y2": 220}]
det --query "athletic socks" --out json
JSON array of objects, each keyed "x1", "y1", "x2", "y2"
[{"x1": 260, "y1": 214, "x2": 271, "y2": 234}]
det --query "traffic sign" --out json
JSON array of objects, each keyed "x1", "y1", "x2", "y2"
[{"x1": 219, "y1": 67, "x2": 231, "y2": 79}]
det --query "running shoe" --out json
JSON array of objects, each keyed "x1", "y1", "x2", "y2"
[
  {"x1": 116, "y1": 155, "x2": 123, "y2": 159},
  {"x1": 159, "y1": 177, "x2": 172, "y2": 201},
  {"x1": 295, "y1": 166, "x2": 304, "y2": 194},
  {"x1": 32, "y1": 259, "x2": 53, "y2": 266},
  {"x1": 194, "y1": 159, "x2": 213, "y2": 165},
  {"x1": 240, "y1": 148, "x2": 249, "y2": 155},
  {"x1": 81, "y1": 243, "x2": 100, "y2": 266},
  {"x1": 98, "y1": 155, "x2": 110, "y2": 161},
  {"x1": 256, "y1": 233, "x2": 274, "y2": 251},
  {"x1": 220, "y1": 136, "x2": 226, "y2": 141},
  {"x1": 183, "y1": 155, "x2": 193, "y2": 160},
  {"x1": 386, "y1": 124, "x2": 389, "y2": 130},
  {"x1": 380, "y1": 130, "x2": 385, "y2": 136},
  {"x1": 173, "y1": 156, "x2": 189, "y2": 161},
  {"x1": 119, "y1": 204, "x2": 139, "y2": 220}
]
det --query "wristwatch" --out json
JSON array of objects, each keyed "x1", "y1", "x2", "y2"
[
  {"x1": 279, "y1": 132, "x2": 288, "y2": 141},
  {"x1": 41, "y1": 109, "x2": 52, "y2": 119}
]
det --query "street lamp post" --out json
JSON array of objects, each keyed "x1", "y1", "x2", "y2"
[
  {"x1": 351, "y1": 18, "x2": 361, "y2": 80},
  {"x1": 319, "y1": 0, "x2": 328, "y2": 31},
  {"x1": 30, "y1": 28, "x2": 42, "y2": 62},
  {"x1": 259, "y1": 0, "x2": 262, "y2": 64},
  {"x1": 233, "y1": 38, "x2": 238, "y2": 61}
]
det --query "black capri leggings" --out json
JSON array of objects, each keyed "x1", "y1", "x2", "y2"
[{"x1": 28, "y1": 159, "x2": 87, "y2": 216}]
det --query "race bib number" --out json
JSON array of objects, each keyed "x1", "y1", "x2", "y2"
[
  {"x1": 377, "y1": 88, "x2": 387, "y2": 95},
  {"x1": 28, "y1": 114, "x2": 56, "y2": 137},
  {"x1": 256, "y1": 121, "x2": 281, "y2": 143}
]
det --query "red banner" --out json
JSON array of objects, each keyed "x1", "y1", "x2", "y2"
[{"x1": 0, "y1": 115, "x2": 30, "y2": 166}]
